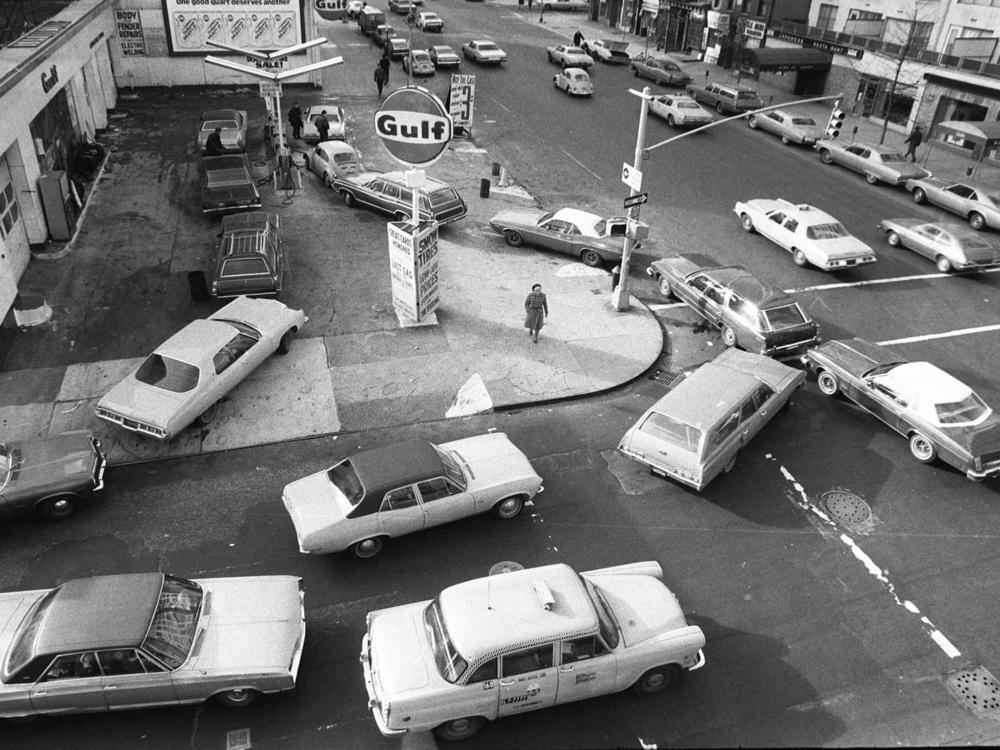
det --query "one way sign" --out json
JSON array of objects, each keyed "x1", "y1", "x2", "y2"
[
  {"x1": 624, "y1": 192, "x2": 648, "y2": 209},
  {"x1": 621, "y1": 162, "x2": 643, "y2": 191}
]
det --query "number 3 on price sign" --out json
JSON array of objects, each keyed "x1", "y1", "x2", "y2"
[{"x1": 449, "y1": 74, "x2": 475, "y2": 129}]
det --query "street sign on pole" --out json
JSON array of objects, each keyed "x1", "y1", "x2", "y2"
[
  {"x1": 258, "y1": 81, "x2": 282, "y2": 98},
  {"x1": 623, "y1": 192, "x2": 648, "y2": 209},
  {"x1": 621, "y1": 162, "x2": 643, "y2": 191}
]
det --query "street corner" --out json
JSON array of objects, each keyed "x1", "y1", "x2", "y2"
[{"x1": 0, "y1": 402, "x2": 56, "y2": 441}]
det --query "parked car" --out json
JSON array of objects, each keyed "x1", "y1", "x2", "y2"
[
  {"x1": 462, "y1": 39, "x2": 507, "y2": 65},
  {"x1": 282, "y1": 432, "x2": 543, "y2": 558},
  {"x1": 196, "y1": 109, "x2": 247, "y2": 154},
  {"x1": 0, "y1": 572, "x2": 305, "y2": 718},
  {"x1": 684, "y1": 82, "x2": 761, "y2": 114},
  {"x1": 372, "y1": 23, "x2": 393, "y2": 47},
  {"x1": 554, "y1": 67, "x2": 593, "y2": 96},
  {"x1": 403, "y1": 48, "x2": 435, "y2": 76},
  {"x1": 346, "y1": 0, "x2": 365, "y2": 18},
  {"x1": 546, "y1": 44, "x2": 592, "y2": 68},
  {"x1": 96, "y1": 297, "x2": 306, "y2": 440},
  {"x1": 629, "y1": 54, "x2": 691, "y2": 87},
  {"x1": 489, "y1": 207, "x2": 644, "y2": 267},
  {"x1": 904, "y1": 177, "x2": 1000, "y2": 230},
  {"x1": 428, "y1": 44, "x2": 460, "y2": 68},
  {"x1": 385, "y1": 33, "x2": 410, "y2": 58},
  {"x1": 305, "y1": 141, "x2": 361, "y2": 187},
  {"x1": 388, "y1": 0, "x2": 412, "y2": 14},
  {"x1": 357, "y1": 6, "x2": 386, "y2": 35},
  {"x1": 815, "y1": 140, "x2": 931, "y2": 185},
  {"x1": 199, "y1": 154, "x2": 261, "y2": 215},
  {"x1": 734, "y1": 198, "x2": 877, "y2": 271},
  {"x1": 210, "y1": 211, "x2": 283, "y2": 300},
  {"x1": 649, "y1": 94, "x2": 713, "y2": 128},
  {"x1": 876, "y1": 219, "x2": 1000, "y2": 273},
  {"x1": 746, "y1": 109, "x2": 825, "y2": 146},
  {"x1": 415, "y1": 11, "x2": 443, "y2": 31},
  {"x1": 361, "y1": 560, "x2": 705, "y2": 741},
  {"x1": 301, "y1": 104, "x2": 346, "y2": 143},
  {"x1": 581, "y1": 38, "x2": 630, "y2": 64},
  {"x1": 647, "y1": 253, "x2": 820, "y2": 357},
  {"x1": 333, "y1": 171, "x2": 468, "y2": 225},
  {"x1": 619, "y1": 349, "x2": 805, "y2": 490},
  {"x1": 0, "y1": 431, "x2": 106, "y2": 521},
  {"x1": 540, "y1": 0, "x2": 588, "y2": 9},
  {"x1": 803, "y1": 338, "x2": 1000, "y2": 481}
]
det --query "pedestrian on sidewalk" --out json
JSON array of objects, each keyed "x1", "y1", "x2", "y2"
[
  {"x1": 573, "y1": 30, "x2": 583, "y2": 47},
  {"x1": 204, "y1": 127, "x2": 225, "y2": 156},
  {"x1": 374, "y1": 64, "x2": 387, "y2": 96},
  {"x1": 524, "y1": 283, "x2": 548, "y2": 344},
  {"x1": 904, "y1": 125, "x2": 924, "y2": 162},
  {"x1": 379, "y1": 54, "x2": 391, "y2": 84},
  {"x1": 288, "y1": 102, "x2": 303, "y2": 141},
  {"x1": 315, "y1": 110, "x2": 330, "y2": 142}
]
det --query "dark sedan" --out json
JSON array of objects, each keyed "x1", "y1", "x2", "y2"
[
  {"x1": 877, "y1": 218, "x2": 1000, "y2": 273},
  {"x1": 199, "y1": 154, "x2": 261, "y2": 215},
  {"x1": 629, "y1": 54, "x2": 691, "y2": 87},
  {"x1": 803, "y1": 338, "x2": 1000, "y2": 481},
  {"x1": 647, "y1": 253, "x2": 820, "y2": 358},
  {"x1": 0, "y1": 431, "x2": 106, "y2": 521}
]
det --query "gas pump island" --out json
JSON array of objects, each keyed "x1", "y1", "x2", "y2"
[{"x1": 375, "y1": 86, "x2": 453, "y2": 327}]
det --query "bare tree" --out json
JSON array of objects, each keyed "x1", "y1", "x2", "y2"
[{"x1": 876, "y1": 3, "x2": 937, "y2": 144}]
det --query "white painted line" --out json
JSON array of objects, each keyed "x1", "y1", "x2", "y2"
[
  {"x1": 648, "y1": 302, "x2": 686, "y2": 311},
  {"x1": 490, "y1": 97, "x2": 512, "y2": 113},
  {"x1": 786, "y1": 266, "x2": 1000, "y2": 294},
  {"x1": 877, "y1": 323, "x2": 1000, "y2": 346},
  {"x1": 562, "y1": 150, "x2": 602, "y2": 180}
]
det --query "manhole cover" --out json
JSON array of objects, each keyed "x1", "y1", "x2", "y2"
[
  {"x1": 945, "y1": 666, "x2": 1000, "y2": 718},
  {"x1": 648, "y1": 367, "x2": 683, "y2": 387},
  {"x1": 820, "y1": 490, "x2": 871, "y2": 529},
  {"x1": 489, "y1": 561, "x2": 524, "y2": 576},
  {"x1": 226, "y1": 728, "x2": 252, "y2": 750}
]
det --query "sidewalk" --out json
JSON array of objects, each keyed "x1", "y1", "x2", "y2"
[{"x1": 0, "y1": 48, "x2": 663, "y2": 465}]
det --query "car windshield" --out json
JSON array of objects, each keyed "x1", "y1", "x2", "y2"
[
  {"x1": 960, "y1": 236, "x2": 994, "y2": 252},
  {"x1": 203, "y1": 120, "x2": 238, "y2": 131},
  {"x1": 737, "y1": 92, "x2": 759, "y2": 101},
  {"x1": 806, "y1": 222, "x2": 849, "y2": 240},
  {"x1": 334, "y1": 153, "x2": 358, "y2": 167},
  {"x1": 762, "y1": 304, "x2": 807, "y2": 329},
  {"x1": 142, "y1": 576, "x2": 204, "y2": 670},
  {"x1": 328, "y1": 459, "x2": 365, "y2": 506},
  {"x1": 432, "y1": 445, "x2": 468, "y2": 488},
  {"x1": 935, "y1": 393, "x2": 990, "y2": 425},
  {"x1": 478, "y1": 43, "x2": 499, "y2": 51},
  {"x1": 879, "y1": 152, "x2": 909, "y2": 163},
  {"x1": 580, "y1": 576, "x2": 620, "y2": 649},
  {"x1": 566, "y1": 46, "x2": 585, "y2": 55},
  {"x1": 639, "y1": 412, "x2": 702, "y2": 452},
  {"x1": 222, "y1": 258, "x2": 269, "y2": 276},
  {"x1": 136, "y1": 354, "x2": 199, "y2": 393},
  {"x1": 677, "y1": 101, "x2": 701, "y2": 109},
  {"x1": 3, "y1": 587, "x2": 58, "y2": 681},
  {"x1": 792, "y1": 117, "x2": 816, "y2": 126},
  {"x1": 423, "y1": 598, "x2": 468, "y2": 683}
]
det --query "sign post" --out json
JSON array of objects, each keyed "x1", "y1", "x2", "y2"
[{"x1": 613, "y1": 86, "x2": 653, "y2": 312}]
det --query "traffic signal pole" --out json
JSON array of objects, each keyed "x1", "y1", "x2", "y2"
[{"x1": 612, "y1": 86, "x2": 652, "y2": 312}]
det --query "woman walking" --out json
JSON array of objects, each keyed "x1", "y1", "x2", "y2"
[{"x1": 524, "y1": 283, "x2": 548, "y2": 343}]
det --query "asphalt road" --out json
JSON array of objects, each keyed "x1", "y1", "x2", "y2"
[{"x1": 4, "y1": 2, "x2": 1000, "y2": 748}]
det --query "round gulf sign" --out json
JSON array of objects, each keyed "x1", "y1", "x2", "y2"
[{"x1": 375, "y1": 86, "x2": 453, "y2": 167}]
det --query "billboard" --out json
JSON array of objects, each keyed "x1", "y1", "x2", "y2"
[{"x1": 161, "y1": 0, "x2": 305, "y2": 55}]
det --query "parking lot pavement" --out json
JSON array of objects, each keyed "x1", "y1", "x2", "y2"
[{"x1": 0, "y1": 80, "x2": 662, "y2": 464}]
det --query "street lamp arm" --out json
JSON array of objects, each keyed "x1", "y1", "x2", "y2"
[
  {"x1": 644, "y1": 93, "x2": 843, "y2": 154},
  {"x1": 204, "y1": 55, "x2": 279, "y2": 79},
  {"x1": 206, "y1": 38, "x2": 327, "y2": 59},
  {"x1": 275, "y1": 57, "x2": 343, "y2": 80}
]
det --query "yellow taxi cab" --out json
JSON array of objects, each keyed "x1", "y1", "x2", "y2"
[{"x1": 360, "y1": 560, "x2": 705, "y2": 741}]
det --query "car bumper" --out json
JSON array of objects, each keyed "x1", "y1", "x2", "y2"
[
  {"x1": 822, "y1": 255, "x2": 877, "y2": 270},
  {"x1": 687, "y1": 649, "x2": 706, "y2": 672},
  {"x1": 202, "y1": 200, "x2": 262, "y2": 215},
  {"x1": 763, "y1": 336, "x2": 822, "y2": 358},
  {"x1": 95, "y1": 409, "x2": 170, "y2": 440},
  {"x1": 360, "y1": 634, "x2": 408, "y2": 737}
]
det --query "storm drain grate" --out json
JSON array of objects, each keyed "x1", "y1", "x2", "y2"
[
  {"x1": 945, "y1": 666, "x2": 1000, "y2": 718},
  {"x1": 226, "y1": 728, "x2": 252, "y2": 750},
  {"x1": 820, "y1": 490, "x2": 872, "y2": 531},
  {"x1": 648, "y1": 367, "x2": 683, "y2": 387}
]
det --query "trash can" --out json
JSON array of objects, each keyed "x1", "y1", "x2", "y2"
[
  {"x1": 491, "y1": 161, "x2": 501, "y2": 176},
  {"x1": 480, "y1": 178, "x2": 491, "y2": 198},
  {"x1": 188, "y1": 271, "x2": 210, "y2": 301},
  {"x1": 610, "y1": 265, "x2": 621, "y2": 291}
]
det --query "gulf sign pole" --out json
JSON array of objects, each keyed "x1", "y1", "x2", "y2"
[
  {"x1": 612, "y1": 86, "x2": 652, "y2": 312},
  {"x1": 375, "y1": 86, "x2": 453, "y2": 326}
]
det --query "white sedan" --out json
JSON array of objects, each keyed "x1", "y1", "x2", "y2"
[
  {"x1": 282, "y1": 432, "x2": 543, "y2": 558},
  {"x1": 462, "y1": 39, "x2": 507, "y2": 65},
  {"x1": 96, "y1": 297, "x2": 307, "y2": 440},
  {"x1": 746, "y1": 109, "x2": 825, "y2": 146},
  {"x1": 415, "y1": 11, "x2": 443, "y2": 31},
  {"x1": 553, "y1": 67, "x2": 593, "y2": 96},
  {"x1": 649, "y1": 94, "x2": 713, "y2": 128},
  {"x1": 733, "y1": 198, "x2": 877, "y2": 271},
  {"x1": 301, "y1": 104, "x2": 346, "y2": 142},
  {"x1": 306, "y1": 141, "x2": 361, "y2": 186},
  {"x1": 545, "y1": 44, "x2": 592, "y2": 68}
]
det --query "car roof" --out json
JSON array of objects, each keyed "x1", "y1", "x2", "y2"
[
  {"x1": 440, "y1": 563, "x2": 599, "y2": 663},
  {"x1": 778, "y1": 202, "x2": 839, "y2": 224},
  {"x1": 202, "y1": 109, "x2": 240, "y2": 121},
  {"x1": 552, "y1": 208, "x2": 602, "y2": 231},
  {"x1": 702, "y1": 266, "x2": 794, "y2": 309},
  {"x1": 32, "y1": 574, "x2": 164, "y2": 656},
  {"x1": 221, "y1": 211, "x2": 276, "y2": 233},
  {"x1": 202, "y1": 154, "x2": 249, "y2": 171},
  {"x1": 346, "y1": 440, "x2": 445, "y2": 518},
  {"x1": 879, "y1": 362, "x2": 974, "y2": 404},
  {"x1": 157, "y1": 319, "x2": 240, "y2": 362},
  {"x1": 382, "y1": 170, "x2": 449, "y2": 189},
  {"x1": 316, "y1": 141, "x2": 357, "y2": 157}
]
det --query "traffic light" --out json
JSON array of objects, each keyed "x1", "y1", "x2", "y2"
[{"x1": 826, "y1": 99, "x2": 845, "y2": 139}]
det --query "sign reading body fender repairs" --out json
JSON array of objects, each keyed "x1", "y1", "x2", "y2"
[{"x1": 161, "y1": 0, "x2": 305, "y2": 55}]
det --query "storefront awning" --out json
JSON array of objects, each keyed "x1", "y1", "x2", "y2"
[{"x1": 741, "y1": 47, "x2": 832, "y2": 73}]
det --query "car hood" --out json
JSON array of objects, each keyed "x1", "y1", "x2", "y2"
[
  {"x1": 0, "y1": 590, "x2": 46, "y2": 669},
  {"x1": 368, "y1": 604, "x2": 431, "y2": 698},
  {"x1": 591, "y1": 574, "x2": 687, "y2": 646},
  {"x1": 193, "y1": 577, "x2": 302, "y2": 672},
  {"x1": 98, "y1": 376, "x2": 191, "y2": 431},
  {"x1": 282, "y1": 471, "x2": 350, "y2": 547},
  {"x1": 443, "y1": 433, "x2": 540, "y2": 491},
  {"x1": 5, "y1": 432, "x2": 97, "y2": 492},
  {"x1": 807, "y1": 338, "x2": 898, "y2": 378},
  {"x1": 490, "y1": 208, "x2": 548, "y2": 229}
]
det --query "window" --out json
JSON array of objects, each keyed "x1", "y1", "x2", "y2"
[
  {"x1": 221, "y1": 257, "x2": 270, "y2": 277},
  {"x1": 466, "y1": 659, "x2": 498, "y2": 683},
  {"x1": 768, "y1": 211, "x2": 786, "y2": 225},
  {"x1": 417, "y1": 477, "x2": 461, "y2": 502},
  {"x1": 638, "y1": 412, "x2": 702, "y2": 452},
  {"x1": 728, "y1": 295, "x2": 756, "y2": 326},
  {"x1": 43, "y1": 653, "x2": 99, "y2": 681},
  {"x1": 815, "y1": 3, "x2": 837, "y2": 31},
  {"x1": 213, "y1": 332, "x2": 257, "y2": 374},
  {"x1": 424, "y1": 599, "x2": 468, "y2": 683},
  {"x1": 560, "y1": 635, "x2": 608, "y2": 664},
  {"x1": 328, "y1": 460, "x2": 365, "y2": 506},
  {"x1": 739, "y1": 398, "x2": 757, "y2": 423},
  {"x1": 501, "y1": 645, "x2": 553, "y2": 677},
  {"x1": 846, "y1": 145, "x2": 866, "y2": 156},
  {"x1": 0, "y1": 181, "x2": 20, "y2": 240},
  {"x1": 689, "y1": 275, "x2": 711, "y2": 293},
  {"x1": 143, "y1": 576, "x2": 203, "y2": 670},
  {"x1": 947, "y1": 185, "x2": 975, "y2": 199},
  {"x1": 383, "y1": 486, "x2": 418, "y2": 510},
  {"x1": 703, "y1": 282, "x2": 726, "y2": 305},
  {"x1": 136, "y1": 355, "x2": 199, "y2": 393},
  {"x1": 883, "y1": 18, "x2": 933, "y2": 51},
  {"x1": 97, "y1": 649, "x2": 147, "y2": 676},
  {"x1": 806, "y1": 222, "x2": 849, "y2": 240},
  {"x1": 751, "y1": 384, "x2": 775, "y2": 410},
  {"x1": 762, "y1": 304, "x2": 805, "y2": 330},
  {"x1": 706, "y1": 410, "x2": 741, "y2": 451},
  {"x1": 783, "y1": 218, "x2": 799, "y2": 232}
]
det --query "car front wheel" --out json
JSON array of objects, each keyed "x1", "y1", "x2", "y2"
[
  {"x1": 887, "y1": 231, "x2": 902, "y2": 247},
  {"x1": 278, "y1": 329, "x2": 295, "y2": 354},
  {"x1": 747, "y1": 115, "x2": 758, "y2": 129},
  {"x1": 819, "y1": 149, "x2": 833, "y2": 164},
  {"x1": 716, "y1": 102, "x2": 725, "y2": 114},
  {"x1": 666, "y1": 115, "x2": 676, "y2": 128},
  {"x1": 792, "y1": 249, "x2": 808, "y2": 267},
  {"x1": 38, "y1": 494, "x2": 77, "y2": 521},
  {"x1": 657, "y1": 276, "x2": 673, "y2": 298},
  {"x1": 216, "y1": 689, "x2": 260, "y2": 709},
  {"x1": 740, "y1": 213, "x2": 755, "y2": 232},
  {"x1": 936, "y1": 255, "x2": 953, "y2": 273},
  {"x1": 352, "y1": 537, "x2": 385, "y2": 559},
  {"x1": 721, "y1": 325, "x2": 737, "y2": 347},
  {"x1": 909, "y1": 432, "x2": 937, "y2": 463},
  {"x1": 817, "y1": 371, "x2": 839, "y2": 396},
  {"x1": 969, "y1": 212, "x2": 986, "y2": 230},
  {"x1": 781, "y1": 135, "x2": 791, "y2": 145},
  {"x1": 433, "y1": 716, "x2": 485, "y2": 742},
  {"x1": 341, "y1": 190, "x2": 355, "y2": 207},
  {"x1": 865, "y1": 172, "x2": 879, "y2": 185},
  {"x1": 912, "y1": 187, "x2": 926, "y2": 204},
  {"x1": 503, "y1": 229, "x2": 524, "y2": 247},
  {"x1": 580, "y1": 249, "x2": 602, "y2": 267},
  {"x1": 322, "y1": 171, "x2": 332, "y2": 188},
  {"x1": 632, "y1": 664, "x2": 682, "y2": 695},
  {"x1": 492, "y1": 495, "x2": 525, "y2": 519}
]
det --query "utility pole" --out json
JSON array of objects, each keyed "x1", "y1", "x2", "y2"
[{"x1": 612, "y1": 86, "x2": 652, "y2": 312}]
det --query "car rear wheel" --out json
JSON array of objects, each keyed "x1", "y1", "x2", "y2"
[
  {"x1": 657, "y1": 276, "x2": 673, "y2": 298},
  {"x1": 792, "y1": 249, "x2": 808, "y2": 267},
  {"x1": 716, "y1": 102, "x2": 725, "y2": 114},
  {"x1": 632, "y1": 664, "x2": 682, "y2": 695},
  {"x1": 38, "y1": 494, "x2": 77, "y2": 521},
  {"x1": 935, "y1": 255, "x2": 953, "y2": 273},
  {"x1": 278, "y1": 329, "x2": 295, "y2": 354},
  {"x1": 817, "y1": 371, "x2": 839, "y2": 396},
  {"x1": 740, "y1": 213, "x2": 755, "y2": 232},
  {"x1": 886, "y1": 231, "x2": 902, "y2": 247},
  {"x1": 912, "y1": 187, "x2": 926, "y2": 204},
  {"x1": 723, "y1": 454, "x2": 737, "y2": 473},
  {"x1": 969, "y1": 212, "x2": 986, "y2": 231},
  {"x1": 503, "y1": 229, "x2": 524, "y2": 247},
  {"x1": 216, "y1": 689, "x2": 260, "y2": 709},
  {"x1": 433, "y1": 716, "x2": 485, "y2": 742},
  {"x1": 322, "y1": 171, "x2": 332, "y2": 188},
  {"x1": 819, "y1": 149, "x2": 833, "y2": 164},
  {"x1": 352, "y1": 537, "x2": 385, "y2": 559},
  {"x1": 197, "y1": 402, "x2": 219, "y2": 426},
  {"x1": 580, "y1": 249, "x2": 602, "y2": 267},
  {"x1": 781, "y1": 135, "x2": 791, "y2": 145},
  {"x1": 492, "y1": 495, "x2": 525, "y2": 519},
  {"x1": 341, "y1": 190, "x2": 355, "y2": 207},
  {"x1": 666, "y1": 115, "x2": 676, "y2": 128},
  {"x1": 909, "y1": 432, "x2": 937, "y2": 463},
  {"x1": 394, "y1": 211, "x2": 408, "y2": 222},
  {"x1": 747, "y1": 115, "x2": 758, "y2": 129},
  {"x1": 721, "y1": 325, "x2": 738, "y2": 347},
  {"x1": 865, "y1": 172, "x2": 879, "y2": 185}
]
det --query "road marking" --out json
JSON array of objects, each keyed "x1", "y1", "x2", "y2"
[
  {"x1": 648, "y1": 302, "x2": 686, "y2": 311},
  {"x1": 785, "y1": 266, "x2": 1000, "y2": 294},
  {"x1": 490, "y1": 97, "x2": 511, "y2": 113},
  {"x1": 877, "y1": 322, "x2": 1000, "y2": 346},
  {"x1": 562, "y1": 150, "x2": 602, "y2": 180}
]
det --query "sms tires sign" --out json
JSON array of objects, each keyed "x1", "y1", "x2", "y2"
[{"x1": 375, "y1": 86, "x2": 453, "y2": 167}]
